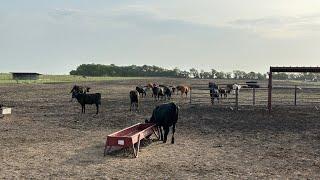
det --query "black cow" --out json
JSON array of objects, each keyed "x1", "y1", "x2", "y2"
[
  {"x1": 152, "y1": 86, "x2": 164, "y2": 101},
  {"x1": 136, "y1": 86, "x2": 146, "y2": 98},
  {"x1": 209, "y1": 82, "x2": 220, "y2": 104},
  {"x1": 72, "y1": 91, "x2": 101, "y2": 114},
  {"x1": 145, "y1": 102, "x2": 179, "y2": 144},
  {"x1": 129, "y1": 90, "x2": 139, "y2": 112}
]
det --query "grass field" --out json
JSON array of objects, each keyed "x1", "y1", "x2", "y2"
[{"x1": 0, "y1": 73, "x2": 146, "y2": 84}]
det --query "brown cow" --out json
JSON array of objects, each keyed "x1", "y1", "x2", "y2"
[
  {"x1": 147, "y1": 83, "x2": 154, "y2": 89},
  {"x1": 176, "y1": 85, "x2": 191, "y2": 97}
]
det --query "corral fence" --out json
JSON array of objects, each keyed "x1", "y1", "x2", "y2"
[{"x1": 190, "y1": 83, "x2": 320, "y2": 110}]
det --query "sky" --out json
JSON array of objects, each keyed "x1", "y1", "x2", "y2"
[{"x1": 0, "y1": 0, "x2": 320, "y2": 74}]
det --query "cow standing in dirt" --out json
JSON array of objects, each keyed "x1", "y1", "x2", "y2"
[
  {"x1": 209, "y1": 82, "x2": 220, "y2": 104},
  {"x1": 136, "y1": 86, "x2": 146, "y2": 98},
  {"x1": 129, "y1": 90, "x2": 139, "y2": 112},
  {"x1": 152, "y1": 86, "x2": 165, "y2": 101},
  {"x1": 72, "y1": 91, "x2": 101, "y2": 114},
  {"x1": 145, "y1": 102, "x2": 179, "y2": 144},
  {"x1": 176, "y1": 85, "x2": 190, "y2": 97}
]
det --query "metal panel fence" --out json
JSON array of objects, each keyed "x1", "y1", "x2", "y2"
[{"x1": 190, "y1": 83, "x2": 320, "y2": 109}]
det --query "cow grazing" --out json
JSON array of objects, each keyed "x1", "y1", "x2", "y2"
[
  {"x1": 145, "y1": 102, "x2": 179, "y2": 144},
  {"x1": 129, "y1": 90, "x2": 139, "y2": 112},
  {"x1": 152, "y1": 86, "x2": 164, "y2": 101},
  {"x1": 72, "y1": 91, "x2": 101, "y2": 114},
  {"x1": 176, "y1": 85, "x2": 190, "y2": 97},
  {"x1": 136, "y1": 86, "x2": 146, "y2": 98},
  {"x1": 160, "y1": 85, "x2": 172, "y2": 100},
  {"x1": 209, "y1": 82, "x2": 220, "y2": 104}
]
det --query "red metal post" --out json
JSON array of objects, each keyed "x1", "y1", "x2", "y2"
[{"x1": 268, "y1": 69, "x2": 273, "y2": 112}]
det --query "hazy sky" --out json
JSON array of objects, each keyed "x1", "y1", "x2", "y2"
[{"x1": 1, "y1": 0, "x2": 320, "y2": 74}]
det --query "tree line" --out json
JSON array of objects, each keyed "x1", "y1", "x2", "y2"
[{"x1": 70, "y1": 64, "x2": 320, "y2": 81}]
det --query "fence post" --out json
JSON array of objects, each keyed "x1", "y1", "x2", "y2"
[
  {"x1": 189, "y1": 85, "x2": 192, "y2": 105},
  {"x1": 253, "y1": 87, "x2": 256, "y2": 106},
  {"x1": 294, "y1": 85, "x2": 297, "y2": 106},
  {"x1": 235, "y1": 88, "x2": 239, "y2": 110}
]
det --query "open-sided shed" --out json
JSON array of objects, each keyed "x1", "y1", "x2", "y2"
[
  {"x1": 268, "y1": 66, "x2": 320, "y2": 111},
  {"x1": 11, "y1": 72, "x2": 41, "y2": 80}
]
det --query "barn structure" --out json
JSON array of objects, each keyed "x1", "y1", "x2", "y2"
[{"x1": 11, "y1": 72, "x2": 41, "y2": 80}]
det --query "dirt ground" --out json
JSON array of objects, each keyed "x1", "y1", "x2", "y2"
[{"x1": 0, "y1": 78, "x2": 320, "y2": 179}]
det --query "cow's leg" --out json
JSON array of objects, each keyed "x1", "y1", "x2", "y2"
[
  {"x1": 136, "y1": 102, "x2": 139, "y2": 112},
  {"x1": 159, "y1": 127, "x2": 164, "y2": 141},
  {"x1": 163, "y1": 126, "x2": 169, "y2": 143},
  {"x1": 157, "y1": 127, "x2": 161, "y2": 140},
  {"x1": 171, "y1": 124, "x2": 176, "y2": 144},
  {"x1": 96, "y1": 104, "x2": 99, "y2": 114}
]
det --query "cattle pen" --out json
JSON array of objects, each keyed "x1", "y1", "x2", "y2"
[{"x1": 190, "y1": 82, "x2": 320, "y2": 110}]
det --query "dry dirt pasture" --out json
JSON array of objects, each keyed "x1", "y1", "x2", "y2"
[{"x1": 0, "y1": 78, "x2": 320, "y2": 179}]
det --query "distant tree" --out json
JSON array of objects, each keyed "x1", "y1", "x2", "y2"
[
  {"x1": 225, "y1": 72, "x2": 232, "y2": 79},
  {"x1": 211, "y1": 69, "x2": 217, "y2": 79},
  {"x1": 190, "y1": 68, "x2": 199, "y2": 78},
  {"x1": 273, "y1": 73, "x2": 289, "y2": 80},
  {"x1": 215, "y1": 71, "x2": 225, "y2": 79},
  {"x1": 203, "y1": 71, "x2": 211, "y2": 79},
  {"x1": 247, "y1": 71, "x2": 257, "y2": 79}
]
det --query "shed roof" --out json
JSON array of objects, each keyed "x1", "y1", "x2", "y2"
[{"x1": 10, "y1": 72, "x2": 42, "y2": 75}]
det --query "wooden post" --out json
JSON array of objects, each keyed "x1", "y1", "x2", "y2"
[
  {"x1": 253, "y1": 88, "x2": 256, "y2": 106},
  {"x1": 268, "y1": 70, "x2": 273, "y2": 112},
  {"x1": 294, "y1": 85, "x2": 297, "y2": 106},
  {"x1": 235, "y1": 88, "x2": 239, "y2": 110}
]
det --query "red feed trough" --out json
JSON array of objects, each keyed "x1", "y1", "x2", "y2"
[{"x1": 104, "y1": 123, "x2": 158, "y2": 158}]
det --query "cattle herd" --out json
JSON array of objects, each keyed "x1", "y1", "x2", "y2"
[
  {"x1": 69, "y1": 83, "x2": 189, "y2": 144},
  {"x1": 208, "y1": 82, "x2": 241, "y2": 104},
  {"x1": 69, "y1": 82, "x2": 240, "y2": 144}
]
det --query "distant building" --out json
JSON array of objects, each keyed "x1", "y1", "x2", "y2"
[{"x1": 11, "y1": 72, "x2": 41, "y2": 80}]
